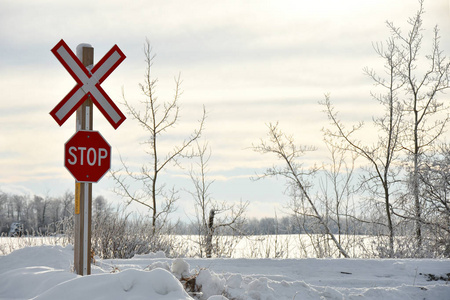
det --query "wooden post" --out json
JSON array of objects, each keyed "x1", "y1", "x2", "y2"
[{"x1": 74, "y1": 45, "x2": 94, "y2": 276}]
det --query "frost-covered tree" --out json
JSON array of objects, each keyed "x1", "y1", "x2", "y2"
[
  {"x1": 323, "y1": 0, "x2": 450, "y2": 257},
  {"x1": 388, "y1": 0, "x2": 450, "y2": 250},
  {"x1": 416, "y1": 144, "x2": 450, "y2": 256}
]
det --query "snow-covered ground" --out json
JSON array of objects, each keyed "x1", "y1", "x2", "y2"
[{"x1": 0, "y1": 245, "x2": 449, "y2": 300}]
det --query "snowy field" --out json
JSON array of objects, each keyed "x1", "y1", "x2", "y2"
[
  {"x1": 0, "y1": 243, "x2": 449, "y2": 299},
  {"x1": 0, "y1": 234, "x2": 374, "y2": 258}
]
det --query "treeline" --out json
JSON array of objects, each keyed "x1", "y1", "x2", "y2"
[
  {"x1": 176, "y1": 216, "x2": 372, "y2": 236},
  {"x1": 0, "y1": 191, "x2": 74, "y2": 235},
  {"x1": 0, "y1": 189, "x2": 380, "y2": 238},
  {"x1": 1, "y1": 190, "x2": 371, "y2": 236}
]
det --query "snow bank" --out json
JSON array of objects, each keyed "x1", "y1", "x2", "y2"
[
  {"x1": 0, "y1": 246, "x2": 192, "y2": 300},
  {"x1": 172, "y1": 258, "x2": 191, "y2": 279},
  {"x1": 196, "y1": 268, "x2": 227, "y2": 297},
  {"x1": 35, "y1": 268, "x2": 192, "y2": 300},
  {"x1": 193, "y1": 258, "x2": 450, "y2": 300},
  {"x1": 1, "y1": 245, "x2": 449, "y2": 300},
  {"x1": 0, "y1": 244, "x2": 73, "y2": 271},
  {"x1": 0, "y1": 245, "x2": 75, "y2": 299}
]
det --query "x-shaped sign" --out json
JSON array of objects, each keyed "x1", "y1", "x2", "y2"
[{"x1": 50, "y1": 39, "x2": 126, "y2": 129}]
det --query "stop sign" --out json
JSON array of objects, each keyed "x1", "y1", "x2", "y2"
[{"x1": 64, "y1": 130, "x2": 111, "y2": 182}]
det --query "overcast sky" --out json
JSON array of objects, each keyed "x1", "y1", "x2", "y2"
[{"x1": 0, "y1": 0, "x2": 449, "y2": 220}]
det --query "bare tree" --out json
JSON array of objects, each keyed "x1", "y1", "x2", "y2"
[
  {"x1": 385, "y1": 0, "x2": 450, "y2": 249},
  {"x1": 0, "y1": 192, "x2": 8, "y2": 233},
  {"x1": 12, "y1": 195, "x2": 25, "y2": 222},
  {"x1": 57, "y1": 191, "x2": 74, "y2": 237},
  {"x1": 59, "y1": 190, "x2": 74, "y2": 219},
  {"x1": 318, "y1": 143, "x2": 359, "y2": 257},
  {"x1": 32, "y1": 196, "x2": 44, "y2": 230},
  {"x1": 111, "y1": 40, "x2": 206, "y2": 234},
  {"x1": 47, "y1": 198, "x2": 63, "y2": 233},
  {"x1": 253, "y1": 122, "x2": 349, "y2": 258},
  {"x1": 188, "y1": 141, "x2": 248, "y2": 258},
  {"x1": 323, "y1": 87, "x2": 403, "y2": 257}
]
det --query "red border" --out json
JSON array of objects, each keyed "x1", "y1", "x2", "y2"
[{"x1": 91, "y1": 45, "x2": 126, "y2": 84}]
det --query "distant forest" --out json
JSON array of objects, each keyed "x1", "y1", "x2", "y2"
[{"x1": 0, "y1": 190, "x2": 381, "y2": 237}]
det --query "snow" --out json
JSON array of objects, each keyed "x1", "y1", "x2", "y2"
[
  {"x1": 0, "y1": 245, "x2": 449, "y2": 300},
  {"x1": 172, "y1": 258, "x2": 191, "y2": 279},
  {"x1": 76, "y1": 43, "x2": 93, "y2": 58},
  {"x1": 34, "y1": 268, "x2": 191, "y2": 300}
]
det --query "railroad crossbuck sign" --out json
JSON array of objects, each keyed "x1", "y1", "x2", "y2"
[
  {"x1": 50, "y1": 39, "x2": 126, "y2": 129},
  {"x1": 64, "y1": 131, "x2": 111, "y2": 183}
]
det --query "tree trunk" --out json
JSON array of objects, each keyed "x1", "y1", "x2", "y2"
[
  {"x1": 205, "y1": 209, "x2": 215, "y2": 258},
  {"x1": 413, "y1": 142, "x2": 422, "y2": 250},
  {"x1": 384, "y1": 184, "x2": 394, "y2": 257},
  {"x1": 413, "y1": 106, "x2": 422, "y2": 251}
]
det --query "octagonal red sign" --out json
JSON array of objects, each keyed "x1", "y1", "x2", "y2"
[{"x1": 64, "y1": 130, "x2": 111, "y2": 183}]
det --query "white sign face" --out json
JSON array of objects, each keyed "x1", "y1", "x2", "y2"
[{"x1": 50, "y1": 39, "x2": 126, "y2": 129}]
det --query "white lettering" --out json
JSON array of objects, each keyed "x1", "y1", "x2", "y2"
[
  {"x1": 78, "y1": 147, "x2": 86, "y2": 165},
  {"x1": 67, "y1": 146, "x2": 109, "y2": 167},
  {"x1": 68, "y1": 146, "x2": 77, "y2": 165},
  {"x1": 87, "y1": 148, "x2": 96, "y2": 166},
  {"x1": 98, "y1": 148, "x2": 108, "y2": 166}
]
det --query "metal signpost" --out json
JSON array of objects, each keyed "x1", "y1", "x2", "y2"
[{"x1": 50, "y1": 39, "x2": 125, "y2": 275}]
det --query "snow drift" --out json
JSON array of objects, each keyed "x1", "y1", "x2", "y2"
[{"x1": 0, "y1": 245, "x2": 449, "y2": 299}]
